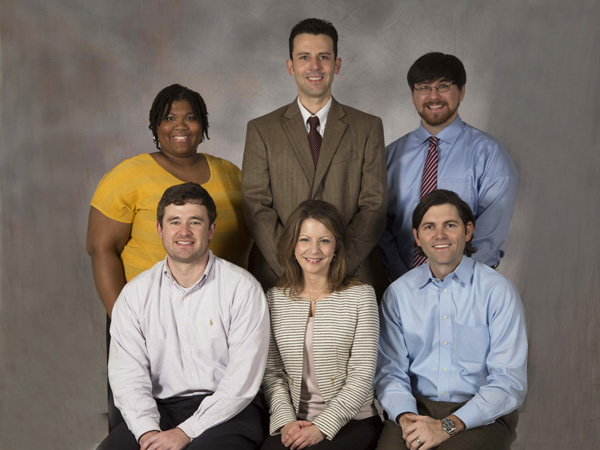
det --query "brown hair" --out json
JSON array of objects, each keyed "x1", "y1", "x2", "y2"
[
  {"x1": 276, "y1": 200, "x2": 361, "y2": 295},
  {"x1": 157, "y1": 182, "x2": 217, "y2": 227}
]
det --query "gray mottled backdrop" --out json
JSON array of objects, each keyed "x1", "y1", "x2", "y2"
[{"x1": 1, "y1": 1, "x2": 599, "y2": 449}]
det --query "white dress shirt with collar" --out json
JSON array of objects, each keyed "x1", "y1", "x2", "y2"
[
  {"x1": 108, "y1": 251, "x2": 270, "y2": 441},
  {"x1": 298, "y1": 96, "x2": 333, "y2": 135}
]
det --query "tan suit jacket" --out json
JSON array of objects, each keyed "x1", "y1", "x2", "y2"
[{"x1": 241, "y1": 98, "x2": 387, "y2": 292}]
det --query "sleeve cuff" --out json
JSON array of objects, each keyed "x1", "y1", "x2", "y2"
[
  {"x1": 389, "y1": 400, "x2": 418, "y2": 425},
  {"x1": 131, "y1": 417, "x2": 161, "y2": 442},
  {"x1": 453, "y1": 401, "x2": 486, "y2": 430},
  {"x1": 178, "y1": 416, "x2": 205, "y2": 440}
]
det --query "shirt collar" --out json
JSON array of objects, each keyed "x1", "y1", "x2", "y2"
[
  {"x1": 298, "y1": 96, "x2": 333, "y2": 133},
  {"x1": 414, "y1": 254, "x2": 474, "y2": 289},
  {"x1": 416, "y1": 114, "x2": 465, "y2": 146},
  {"x1": 162, "y1": 250, "x2": 216, "y2": 290}
]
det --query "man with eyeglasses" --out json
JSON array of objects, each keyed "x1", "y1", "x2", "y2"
[{"x1": 379, "y1": 52, "x2": 518, "y2": 282}]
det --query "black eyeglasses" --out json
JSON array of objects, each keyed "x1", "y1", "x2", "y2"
[{"x1": 414, "y1": 82, "x2": 454, "y2": 95}]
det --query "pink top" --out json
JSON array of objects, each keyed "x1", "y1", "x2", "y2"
[{"x1": 297, "y1": 317, "x2": 377, "y2": 422}]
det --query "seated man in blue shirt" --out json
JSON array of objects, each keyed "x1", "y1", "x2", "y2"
[
  {"x1": 375, "y1": 189, "x2": 527, "y2": 450},
  {"x1": 380, "y1": 52, "x2": 518, "y2": 282},
  {"x1": 96, "y1": 182, "x2": 270, "y2": 450}
]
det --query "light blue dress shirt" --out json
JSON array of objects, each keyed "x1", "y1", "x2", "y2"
[
  {"x1": 375, "y1": 257, "x2": 528, "y2": 430},
  {"x1": 380, "y1": 116, "x2": 518, "y2": 281}
]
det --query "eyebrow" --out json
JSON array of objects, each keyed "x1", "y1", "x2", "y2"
[
  {"x1": 421, "y1": 219, "x2": 459, "y2": 226},
  {"x1": 166, "y1": 215, "x2": 204, "y2": 222},
  {"x1": 295, "y1": 51, "x2": 332, "y2": 56}
]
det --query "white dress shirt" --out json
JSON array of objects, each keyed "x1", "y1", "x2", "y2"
[
  {"x1": 109, "y1": 251, "x2": 270, "y2": 441},
  {"x1": 298, "y1": 96, "x2": 333, "y2": 135}
]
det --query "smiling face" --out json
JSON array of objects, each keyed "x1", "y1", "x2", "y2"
[
  {"x1": 156, "y1": 100, "x2": 203, "y2": 159},
  {"x1": 412, "y1": 79, "x2": 465, "y2": 134},
  {"x1": 286, "y1": 33, "x2": 341, "y2": 112},
  {"x1": 157, "y1": 202, "x2": 215, "y2": 266},
  {"x1": 294, "y1": 218, "x2": 336, "y2": 280},
  {"x1": 413, "y1": 203, "x2": 473, "y2": 280}
]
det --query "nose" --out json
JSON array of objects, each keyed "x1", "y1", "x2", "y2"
[
  {"x1": 428, "y1": 87, "x2": 442, "y2": 99},
  {"x1": 433, "y1": 227, "x2": 446, "y2": 239},
  {"x1": 174, "y1": 118, "x2": 189, "y2": 129},
  {"x1": 309, "y1": 57, "x2": 322, "y2": 71}
]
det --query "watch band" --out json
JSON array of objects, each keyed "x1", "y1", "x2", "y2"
[{"x1": 441, "y1": 417, "x2": 457, "y2": 437}]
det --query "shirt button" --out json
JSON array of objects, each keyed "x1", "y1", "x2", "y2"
[
  {"x1": 444, "y1": 341, "x2": 448, "y2": 346},
  {"x1": 442, "y1": 392, "x2": 446, "y2": 396},
  {"x1": 444, "y1": 289, "x2": 448, "y2": 293},
  {"x1": 444, "y1": 315, "x2": 448, "y2": 320},
  {"x1": 190, "y1": 374, "x2": 195, "y2": 378},
  {"x1": 443, "y1": 367, "x2": 447, "y2": 371}
]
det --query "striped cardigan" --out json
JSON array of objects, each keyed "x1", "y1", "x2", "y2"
[{"x1": 262, "y1": 284, "x2": 379, "y2": 439}]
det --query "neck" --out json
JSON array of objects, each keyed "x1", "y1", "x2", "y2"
[
  {"x1": 298, "y1": 93, "x2": 331, "y2": 115},
  {"x1": 301, "y1": 273, "x2": 330, "y2": 293},
  {"x1": 166, "y1": 255, "x2": 209, "y2": 288}
]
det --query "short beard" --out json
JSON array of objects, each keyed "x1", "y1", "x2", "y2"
[{"x1": 419, "y1": 102, "x2": 459, "y2": 127}]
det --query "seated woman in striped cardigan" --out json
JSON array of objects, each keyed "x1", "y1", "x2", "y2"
[{"x1": 261, "y1": 200, "x2": 382, "y2": 450}]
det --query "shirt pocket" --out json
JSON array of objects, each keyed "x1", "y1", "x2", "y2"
[{"x1": 454, "y1": 323, "x2": 489, "y2": 365}]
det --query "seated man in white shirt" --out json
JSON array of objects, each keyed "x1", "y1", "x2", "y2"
[
  {"x1": 96, "y1": 182, "x2": 270, "y2": 450},
  {"x1": 375, "y1": 189, "x2": 527, "y2": 450}
]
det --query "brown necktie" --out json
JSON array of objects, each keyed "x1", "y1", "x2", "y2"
[
  {"x1": 307, "y1": 116, "x2": 322, "y2": 167},
  {"x1": 412, "y1": 136, "x2": 439, "y2": 268}
]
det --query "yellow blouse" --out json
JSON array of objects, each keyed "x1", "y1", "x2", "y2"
[{"x1": 91, "y1": 153, "x2": 251, "y2": 281}]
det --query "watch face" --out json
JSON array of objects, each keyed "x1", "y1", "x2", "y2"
[{"x1": 442, "y1": 418, "x2": 457, "y2": 436}]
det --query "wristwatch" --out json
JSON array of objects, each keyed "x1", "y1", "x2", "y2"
[{"x1": 441, "y1": 417, "x2": 457, "y2": 437}]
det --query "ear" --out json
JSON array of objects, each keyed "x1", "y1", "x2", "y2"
[
  {"x1": 465, "y1": 221, "x2": 474, "y2": 242},
  {"x1": 286, "y1": 59, "x2": 294, "y2": 76},
  {"x1": 459, "y1": 84, "x2": 466, "y2": 103},
  {"x1": 334, "y1": 57, "x2": 341, "y2": 74},
  {"x1": 157, "y1": 221, "x2": 163, "y2": 239},
  {"x1": 208, "y1": 222, "x2": 216, "y2": 240},
  {"x1": 413, "y1": 228, "x2": 422, "y2": 249}
]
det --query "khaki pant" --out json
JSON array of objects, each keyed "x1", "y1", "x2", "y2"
[{"x1": 376, "y1": 396, "x2": 519, "y2": 450}]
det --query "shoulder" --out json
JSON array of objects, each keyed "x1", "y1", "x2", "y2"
[
  {"x1": 337, "y1": 102, "x2": 381, "y2": 122},
  {"x1": 338, "y1": 283, "x2": 376, "y2": 302},
  {"x1": 471, "y1": 260, "x2": 522, "y2": 305},
  {"x1": 266, "y1": 286, "x2": 293, "y2": 307},
  {"x1": 383, "y1": 268, "x2": 422, "y2": 301},
  {"x1": 460, "y1": 122, "x2": 508, "y2": 154},
  {"x1": 213, "y1": 256, "x2": 261, "y2": 289},
  {"x1": 203, "y1": 153, "x2": 241, "y2": 174},
  {"x1": 92, "y1": 154, "x2": 160, "y2": 199},
  {"x1": 116, "y1": 261, "x2": 164, "y2": 307},
  {"x1": 385, "y1": 128, "x2": 419, "y2": 156},
  {"x1": 104, "y1": 154, "x2": 153, "y2": 176}
]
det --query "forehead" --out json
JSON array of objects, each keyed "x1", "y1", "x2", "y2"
[
  {"x1": 414, "y1": 77, "x2": 450, "y2": 86},
  {"x1": 421, "y1": 203, "x2": 462, "y2": 223},
  {"x1": 164, "y1": 99, "x2": 193, "y2": 114},
  {"x1": 163, "y1": 201, "x2": 208, "y2": 218},
  {"x1": 299, "y1": 217, "x2": 333, "y2": 235},
  {"x1": 292, "y1": 33, "x2": 334, "y2": 54}
]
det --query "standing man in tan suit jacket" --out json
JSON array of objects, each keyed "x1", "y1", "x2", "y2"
[{"x1": 242, "y1": 18, "x2": 388, "y2": 295}]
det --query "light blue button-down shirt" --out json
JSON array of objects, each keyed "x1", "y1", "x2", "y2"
[
  {"x1": 380, "y1": 116, "x2": 518, "y2": 281},
  {"x1": 375, "y1": 257, "x2": 528, "y2": 430}
]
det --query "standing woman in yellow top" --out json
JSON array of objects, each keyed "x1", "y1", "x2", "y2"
[
  {"x1": 86, "y1": 84, "x2": 252, "y2": 430},
  {"x1": 87, "y1": 83, "x2": 251, "y2": 316}
]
